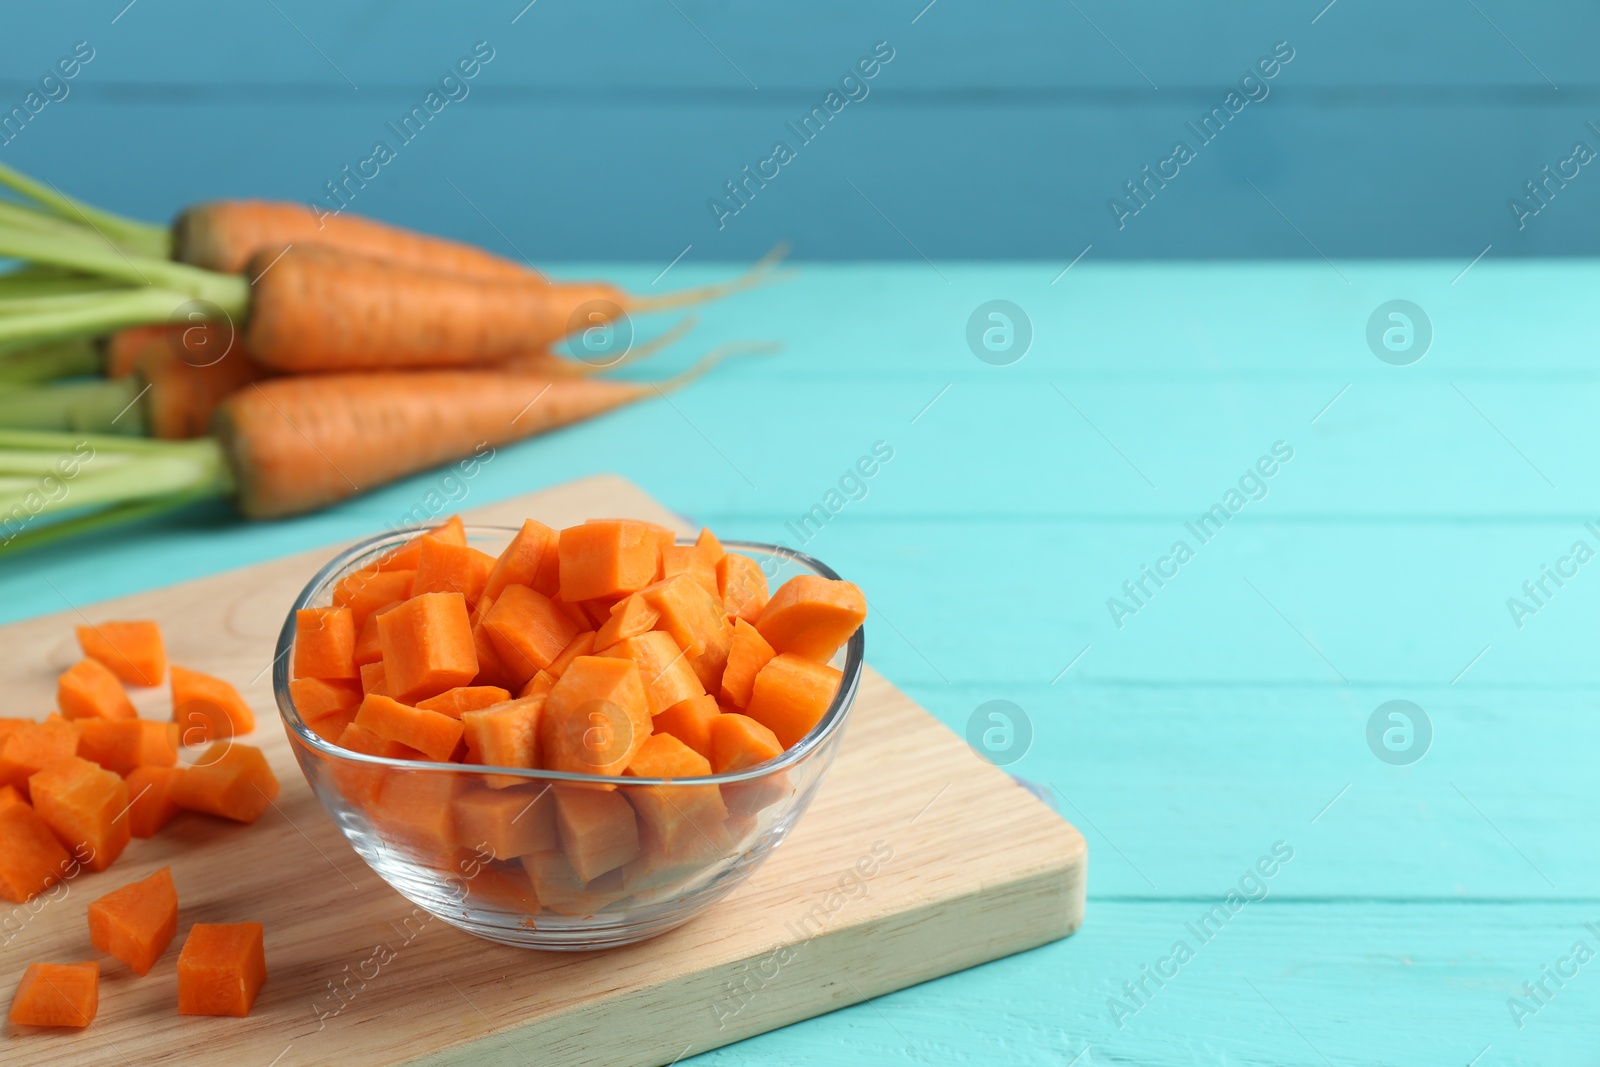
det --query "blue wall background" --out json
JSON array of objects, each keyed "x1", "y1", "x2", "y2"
[{"x1": 2, "y1": 1, "x2": 1598, "y2": 262}]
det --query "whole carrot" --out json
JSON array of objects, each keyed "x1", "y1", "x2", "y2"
[
  {"x1": 0, "y1": 344, "x2": 773, "y2": 554},
  {"x1": 0, "y1": 231, "x2": 778, "y2": 372},
  {"x1": 214, "y1": 347, "x2": 762, "y2": 517},
  {"x1": 173, "y1": 200, "x2": 537, "y2": 280},
  {"x1": 0, "y1": 160, "x2": 533, "y2": 281}
]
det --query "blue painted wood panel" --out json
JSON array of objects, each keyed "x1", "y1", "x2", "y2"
[
  {"x1": 0, "y1": 261, "x2": 1588, "y2": 1062},
  {"x1": 2, "y1": 2, "x2": 1597, "y2": 258}
]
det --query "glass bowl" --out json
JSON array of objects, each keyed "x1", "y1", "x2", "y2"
[{"x1": 273, "y1": 525, "x2": 864, "y2": 950}]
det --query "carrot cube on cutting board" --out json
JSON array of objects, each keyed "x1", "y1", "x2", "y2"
[
  {"x1": 177, "y1": 922, "x2": 266, "y2": 1017},
  {"x1": 28, "y1": 755, "x2": 130, "y2": 872},
  {"x1": 76, "y1": 619, "x2": 167, "y2": 686},
  {"x1": 8, "y1": 962, "x2": 98, "y2": 1027},
  {"x1": 88, "y1": 866, "x2": 179, "y2": 976}
]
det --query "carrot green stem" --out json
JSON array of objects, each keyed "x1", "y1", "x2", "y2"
[
  {"x1": 0, "y1": 161, "x2": 171, "y2": 258},
  {"x1": 0, "y1": 287, "x2": 207, "y2": 349},
  {"x1": 0, "y1": 489, "x2": 221, "y2": 557},
  {"x1": 0, "y1": 430, "x2": 230, "y2": 555},
  {"x1": 0, "y1": 337, "x2": 102, "y2": 383},
  {"x1": 0, "y1": 226, "x2": 244, "y2": 308},
  {"x1": 0, "y1": 379, "x2": 142, "y2": 434}
]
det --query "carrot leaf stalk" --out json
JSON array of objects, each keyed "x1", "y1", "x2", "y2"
[
  {"x1": 0, "y1": 337, "x2": 103, "y2": 383},
  {"x1": 0, "y1": 160, "x2": 171, "y2": 258},
  {"x1": 0, "y1": 429, "x2": 230, "y2": 554},
  {"x1": 0, "y1": 379, "x2": 144, "y2": 434}
]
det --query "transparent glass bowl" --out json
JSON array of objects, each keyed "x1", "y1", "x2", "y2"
[{"x1": 273, "y1": 526, "x2": 863, "y2": 950}]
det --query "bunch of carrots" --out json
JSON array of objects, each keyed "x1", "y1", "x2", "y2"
[{"x1": 0, "y1": 163, "x2": 781, "y2": 553}]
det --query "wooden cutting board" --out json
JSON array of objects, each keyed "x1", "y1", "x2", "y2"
[{"x1": 1, "y1": 475, "x2": 1086, "y2": 1066}]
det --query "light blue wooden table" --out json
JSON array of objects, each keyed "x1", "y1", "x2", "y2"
[{"x1": 2, "y1": 260, "x2": 1590, "y2": 1065}]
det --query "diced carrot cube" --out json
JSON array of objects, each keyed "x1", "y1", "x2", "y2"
[
  {"x1": 76, "y1": 719, "x2": 177, "y2": 775},
  {"x1": 416, "y1": 685, "x2": 512, "y2": 719},
  {"x1": 483, "y1": 519, "x2": 560, "y2": 600},
  {"x1": 709, "y1": 713, "x2": 783, "y2": 773},
  {"x1": 687, "y1": 616, "x2": 733, "y2": 695},
  {"x1": 0, "y1": 719, "x2": 81, "y2": 794},
  {"x1": 720, "y1": 618, "x2": 776, "y2": 709},
  {"x1": 521, "y1": 851, "x2": 627, "y2": 915},
  {"x1": 592, "y1": 593, "x2": 659, "y2": 651},
  {"x1": 661, "y1": 544, "x2": 719, "y2": 600},
  {"x1": 359, "y1": 660, "x2": 387, "y2": 696},
  {"x1": 0, "y1": 784, "x2": 24, "y2": 816},
  {"x1": 170, "y1": 665, "x2": 256, "y2": 744},
  {"x1": 57, "y1": 658, "x2": 137, "y2": 721},
  {"x1": 454, "y1": 784, "x2": 555, "y2": 859},
  {"x1": 75, "y1": 620, "x2": 166, "y2": 686},
  {"x1": 88, "y1": 866, "x2": 178, "y2": 976},
  {"x1": 755, "y1": 576, "x2": 867, "y2": 663},
  {"x1": 369, "y1": 771, "x2": 460, "y2": 856},
  {"x1": 333, "y1": 568, "x2": 415, "y2": 629},
  {"x1": 292, "y1": 606, "x2": 358, "y2": 681},
  {"x1": 653, "y1": 695, "x2": 721, "y2": 760},
  {"x1": 624, "y1": 733, "x2": 727, "y2": 853},
  {"x1": 623, "y1": 816, "x2": 730, "y2": 895},
  {"x1": 547, "y1": 631, "x2": 596, "y2": 678},
  {"x1": 288, "y1": 677, "x2": 362, "y2": 723},
  {"x1": 177, "y1": 923, "x2": 266, "y2": 1017},
  {"x1": 481, "y1": 584, "x2": 582, "y2": 683},
  {"x1": 336, "y1": 721, "x2": 416, "y2": 761},
  {"x1": 710, "y1": 714, "x2": 790, "y2": 816},
  {"x1": 412, "y1": 535, "x2": 497, "y2": 605},
  {"x1": 539, "y1": 657, "x2": 651, "y2": 776},
  {"x1": 377, "y1": 592, "x2": 478, "y2": 703},
  {"x1": 717, "y1": 552, "x2": 770, "y2": 624},
  {"x1": 552, "y1": 596, "x2": 590, "y2": 632},
  {"x1": 552, "y1": 785, "x2": 640, "y2": 882},
  {"x1": 518, "y1": 671, "x2": 555, "y2": 699},
  {"x1": 743, "y1": 654, "x2": 843, "y2": 748},
  {"x1": 8, "y1": 962, "x2": 98, "y2": 1027},
  {"x1": 639, "y1": 573, "x2": 725, "y2": 657},
  {"x1": 169, "y1": 743, "x2": 279, "y2": 824},
  {"x1": 462, "y1": 696, "x2": 542, "y2": 787},
  {"x1": 354, "y1": 694, "x2": 464, "y2": 763},
  {"x1": 28, "y1": 756, "x2": 131, "y2": 873},
  {"x1": 469, "y1": 611, "x2": 519, "y2": 691},
  {"x1": 0, "y1": 805, "x2": 72, "y2": 903},
  {"x1": 123, "y1": 765, "x2": 185, "y2": 838},
  {"x1": 306, "y1": 707, "x2": 359, "y2": 745},
  {"x1": 558, "y1": 520, "x2": 663, "y2": 601},
  {"x1": 376, "y1": 515, "x2": 465, "y2": 571},
  {"x1": 356, "y1": 601, "x2": 404, "y2": 667},
  {"x1": 596, "y1": 630, "x2": 704, "y2": 717}
]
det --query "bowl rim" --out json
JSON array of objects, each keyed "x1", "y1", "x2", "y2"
[{"x1": 273, "y1": 524, "x2": 864, "y2": 787}]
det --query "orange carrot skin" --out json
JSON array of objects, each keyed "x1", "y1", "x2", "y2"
[
  {"x1": 137, "y1": 339, "x2": 266, "y2": 441},
  {"x1": 213, "y1": 371, "x2": 648, "y2": 519},
  {"x1": 242, "y1": 245, "x2": 621, "y2": 373},
  {"x1": 175, "y1": 200, "x2": 536, "y2": 281}
]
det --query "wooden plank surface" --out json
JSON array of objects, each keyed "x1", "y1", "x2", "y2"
[
  {"x1": 0, "y1": 259, "x2": 1590, "y2": 1065},
  {"x1": 0, "y1": 474, "x2": 1085, "y2": 1066}
]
